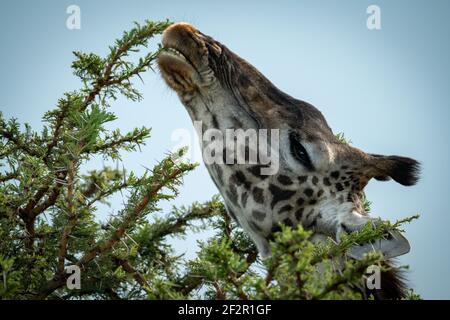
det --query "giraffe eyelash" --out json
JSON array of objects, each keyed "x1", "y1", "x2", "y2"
[{"x1": 289, "y1": 131, "x2": 314, "y2": 171}]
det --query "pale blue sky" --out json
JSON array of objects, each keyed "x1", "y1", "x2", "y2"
[{"x1": 1, "y1": 0, "x2": 449, "y2": 299}]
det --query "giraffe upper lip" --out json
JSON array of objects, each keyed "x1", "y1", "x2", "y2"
[
  {"x1": 160, "y1": 47, "x2": 189, "y2": 63},
  {"x1": 159, "y1": 41, "x2": 201, "y2": 72}
]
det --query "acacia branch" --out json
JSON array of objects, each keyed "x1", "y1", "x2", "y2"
[
  {"x1": 36, "y1": 167, "x2": 186, "y2": 299},
  {"x1": 77, "y1": 169, "x2": 183, "y2": 267},
  {"x1": 57, "y1": 161, "x2": 78, "y2": 274},
  {"x1": 0, "y1": 128, "x2": 42, "y2": 158},
  {"x1": 113, "y1": 257, "x2": 149, "y2": 289},
  {"x1": 87, "y1": 130, "x2": 148, "y2": 155},
  {"x1": 0, "y1": 172, "x2": 18, "y2": 183}
]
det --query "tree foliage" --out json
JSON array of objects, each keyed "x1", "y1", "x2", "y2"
[{"x1": 0, "y1": 20, "x2": 419, "y2": 300}]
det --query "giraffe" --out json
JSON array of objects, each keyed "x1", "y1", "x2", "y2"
[{"x1": 157, "y1": 22, "x2": 420, "y2": 298}]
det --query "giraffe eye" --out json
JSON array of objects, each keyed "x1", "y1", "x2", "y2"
[{"x1": 289, "y1": 132, "x2": 314, "y2": 171}]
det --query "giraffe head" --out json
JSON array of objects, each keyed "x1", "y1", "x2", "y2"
[{"x1": 158, "y1": 22, "x2": 420, "y2": 259}]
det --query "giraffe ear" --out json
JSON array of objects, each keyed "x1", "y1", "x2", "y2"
[
  {"x1": 374, "y1": 175, "x2": 391, "y2": 181},
  {"x1": 347, "y1": 230, "x2": 411, "y2": 260},
  {"x1": 369, "y1": 155, "x2": 421, "y2": 186}
]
